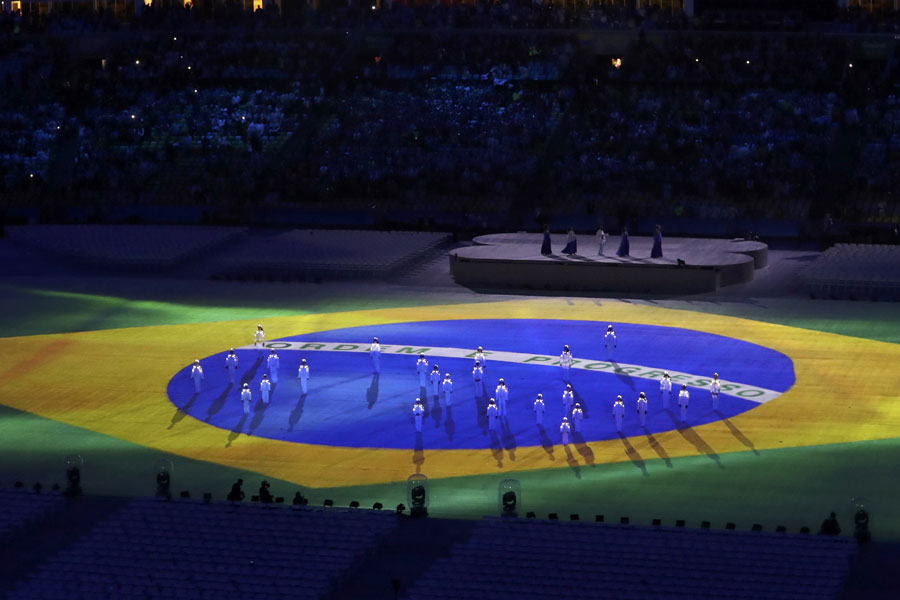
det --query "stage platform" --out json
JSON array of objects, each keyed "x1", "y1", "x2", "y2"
[{"x1": 450, "y1": 233, "x2": 768, "y2": 294}]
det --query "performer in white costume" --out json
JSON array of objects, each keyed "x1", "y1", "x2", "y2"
[
  {"x1": 613, "y1": 395, "x2": 625, "y2": 431},
  {"x1": 710, "y1": 373, "x2": 721, "y2": 410},
  {"x1": 560, "y1": 417, "x2": 571, "y2": 444},
  {"x1": 241, "y1": 383, "x2": 251, "y2": 415},
  {"x1": 473, "y1": 346, "x2": 487, "y2": 370},
  {"x1": 254, "y1": 324, "x2": 265, "y2": 354},
  {"x1": 571, "y1": 403, "x2": 584, "y2": 433},
  {"x1": 369, "y1": 337, "x2": 381, "y2": 374},
  {"x1": 559, "y1": 345, "x2": 574, "y2": 382},
  {"x1": 486, "y1": 398, "x2": 499, "y2": 432},
  {"x1": 562, "y1": 384, "x2": 574, "y2": 415},
  {"x1": 659, "y1": 372, "x2": 672, "y2": 408},
  {"x1": 533, "y1": 393, "x2": 545, "y2": 426},
  {"x1": 266, "y1": 349, "x2": 280, "y2": 383},
  {"x1": 441, "y1": 373, "x2": 453, "y2": 406},
  {"x1": 472, "y1": 361, "x2": 485, "y2": 396},
  {"x1": 430, "y1": 365, "x2": 441, "y2": 397},
  {"x1": 297, "y1": 359, "x2": 309, "y2": 394},
  {"x1": 190, "y1": 360, "x2": 204, "y2": 393},
  {"x1": 495, "y1": 378, "x2": 509, "y2": 417},
  {"x1": 259, "y1": 374, "x2": 271, "y2": 405},
  {"x1": 636, "y1": 392, "x2": 648, "y2": 426},
  {"x1": 604, "y1": 325, "x2": 617, "y2": 355},
  {"x1": 596, "y1": 227, "x2": 608, "y2": 256},
  {"x1": 225, "y1": 349, "x2": 239, "y2": 385},
  {"x1": 678, "y1": 384, "x2": 690, "y2": 422},
  {"x1": 412, "y1": 398, "x2": 424, "y2": 432},
  {"x1": 416, "y1": 354, "x2": 429, "y2": 388}
]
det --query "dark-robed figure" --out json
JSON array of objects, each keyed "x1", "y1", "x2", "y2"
[
  {"x1": 651, "y1": 225, "x2": 663, "y2": 258},
  {"x1": 541, "y1": 226, "x2": 552, "y2": 256},
  {"x1": 562, "y1": 227, "x2": 577, "y2": 255},
  {"x1": 616, "y1": 227, "x2": 630, "y2": 257}
]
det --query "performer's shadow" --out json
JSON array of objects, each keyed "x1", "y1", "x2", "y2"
[
  {"x1": 474, "y1": 396, "x2": 488, "y2": 434},
  {"x1": 617, "y1": 432, "x2": 648, "y2": 476},
  {"x1": 572, "y1": 386, "x2": 589, "y2": 418},
  {"x1": 430, "y1": 399, "x2": 443, "y2": 428},
  {"x1": 610, "y1": 361, "x2": 637, "y2": 391},
  {"x1": 204, "y1": 384, "x2": 233, "y2": 422},
  {"x1": 489, "y1": 431, "x2": 503, "y2": 468},
  {"x1": 248, "y1": 401, "x2": 268, "y2": 435},
  {"x1": 572, "y1": 433, "x2": 594, "y2": 466},
  {"x1": 225, "y1": 414, "x2": 248, "y2": 448},
  {"x1": 238, "y1": 356, "x2": 264, "y2": 389},
  {"x1": 444, "y1": 406, "x2": 455, "y2": 441},
  {"x1": 666, "y1": 410, "x2": 722, "y2": 467},
  {"x1": 288, "y1": 394, "x2": 306, "y2": 432},
  {"x1": 644, "y1": 427, "x2": 673, "y2": 468},
  {"x1": 170, "y1": 392, "x2": 202, "y2": 429},
  {"x1": 412, "y1": 432, "x2": 424, "y2": 473},
  {"x1": 563, "y1": 444, "x2": 581, "y2": 479},
  {"x1": 718, "y1": 412, "x2": 759, "y2": 455},
  {"x1": 537, "y1": 425, "x2": 554, "y2": 460},
  {"x1": 366, "y1": 374, "x2": 380, "y2": 409},
  {"x1": 499, "y1": 419, "x2": 517, "y2": 462}
]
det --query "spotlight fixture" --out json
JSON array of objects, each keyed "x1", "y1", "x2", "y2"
[
  {"x1": 179, "y1": 491, "x2": 190, "y2": 499},
  {"x1": 526, "y1": 512, "x2": 536, "y2": 519},
  {"x1": 373, "y1": 502, "x2": 383, "y2": 510},
  {"x1": 726, "y1": 522, "x2": 736, "y2": 530},
  {"x1": 700, "y1": 521, "x2": 710, "y2": 529},
  {"x1": 349, "y1": 501, "x2": 360, "y2": 508},
  {"x1": 203, "y1": 493, "x2": 212, "y2": 504},
  {"x1": 395, "y1": 503, "x2": 406, "y2": 515},
  {"x1": 620, "y1": 517, "x2": 630, "y2": 525},
  {"x1": 569, "y1": 514, "x2": 579, "y2": 521},
  {"x1": 548, "y1": 513, "x2": 558, "y2": 520},
  {"x1": 775, "y1": 525, "x2": 786, "y2": 533},
  {"x1": 752, "y1": 524, "x2": 763, "y2": 532},
  {"x1": 595, "y1": 515, "x2": 604, "y2": 523},
  {"x1": 323, "y1": 499, "x2": 334, "y2": 507},
  {"x1": 652, "y1": 519, "x2": 661, "y2": 527}
]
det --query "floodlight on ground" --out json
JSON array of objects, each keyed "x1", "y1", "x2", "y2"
[
  {"x1": 677, "y1": 519, "x2": 686, "y2": 527},
  {"x1": 595, "y1": 515, "x2": 604, "y2": 523},
  {"x1": 407, "y1": 474, "x2": 428, "y2": 518},
  {"x1": 526, "y1": 512, "x2": 536, "y2": 519},
  {"x1": 179, "y1": 490, "x2": 190, "y2": 499},
  {"x1": 652, "y1": 519, "x2": 661, "y2": 527},
  {"x1": 372, "y1": 502, "x2": 383, "y2": 510},
  {"x1": 620, "y1": 517, "x2": 630, "y2": 525},
  {"x1": 323, "y1": 499, "x2": 333, "y2": 507},
  {"x1": 498, "y1": 479, "x2": 521, "y2": 518},
  {"x1": 570, "y1": 514, "x2": 579, "y2": 521},
  {"x1": 548, "y1": 513, "x2": 558, "y2": 520},
  {"x1": 700, "y1": 521, "x2": 710, "y2": 529},
  {"x1": 752, "y1": 524, "x2": 763, "y2": 532},
  {"x1": 203, "y1": 493, "x2": 212, "y2": 504},
  {"x1": 395, "y1": 503, "x2": 406, "y2": 515},
  {"x1": 800, "y1": 526, "x2": 810, "y2": 534},
  {"x1": 726, "y1": 522, "x2": 736, "y2": 530},
  {"x1": 349, "y1": 500, "x2": 359, "y2": 508},
  {"x1": 64, "y1": 455, "x2": 83, "y2": 498},
  {"x1": 775, "y1": 525, "x2": 786, "y2": 533}
]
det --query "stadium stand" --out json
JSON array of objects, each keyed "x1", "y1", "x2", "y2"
[
  {"x1": 0, "y1": 487, "x2": 63, "y2": 537},
  {"x1": 804, "y1": 244, "x2": 900, "y2": 300},
  {"x1": 212, "y1": 229, "x2": 451, "y2": 281},
  {"x1": 402, "y1": 516, "x2": 859, "y2": 600},
  {"x1": 6, "y1": 225, "x2": 247, "y2": 270},
  {"x1": 5, "y1": 497, "x2": 398, "y2": 600}
]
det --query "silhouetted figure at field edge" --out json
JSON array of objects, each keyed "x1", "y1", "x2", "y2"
[
  {"x1": 820, "y1": 512, "x2": 841, "y2": 535},
  {"x1": 227, "y1": 478, "x2": 245, "y2": 502}
]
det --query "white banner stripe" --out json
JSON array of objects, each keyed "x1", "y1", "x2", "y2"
[{"x1": 239, "y1": 341, "x2": 782, "y2": 404}]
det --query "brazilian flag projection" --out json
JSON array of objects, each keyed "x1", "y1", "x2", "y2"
[
  {"x1": 168, "y1": 319, "x2": 794, "y2": 450},
  {"x1": 6, "y1": 299, "x2": 897, "y2": 490}
]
